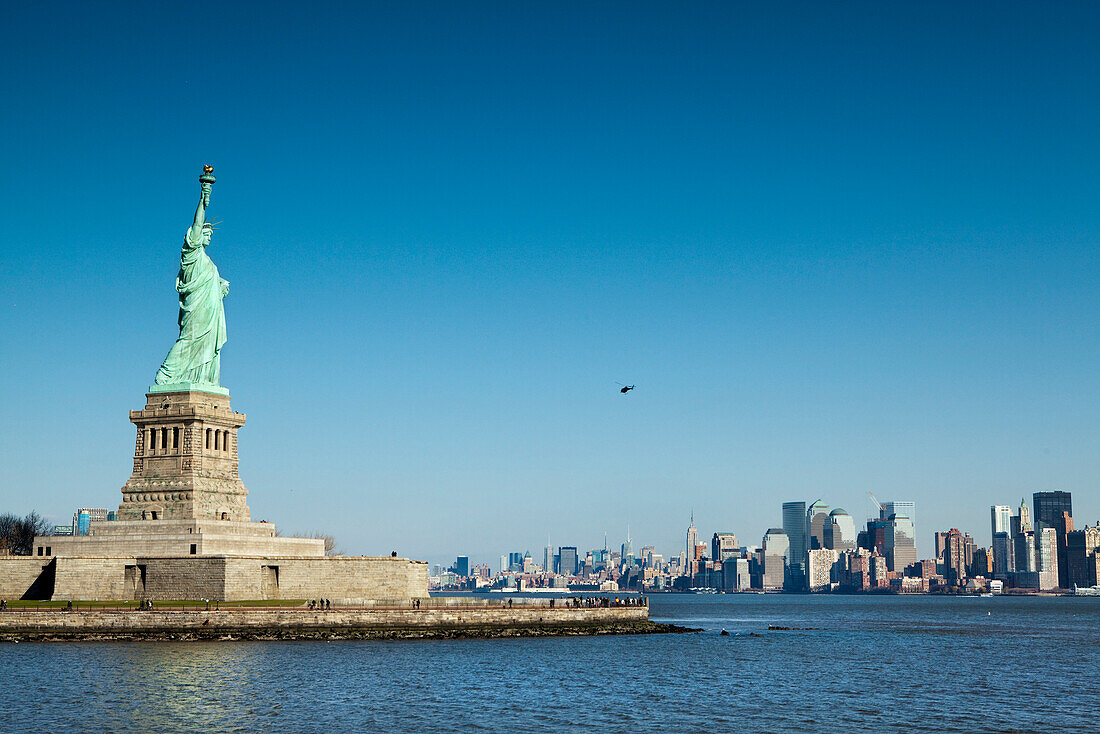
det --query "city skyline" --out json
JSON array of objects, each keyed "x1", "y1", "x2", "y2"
[
  {"x1": 431, "y1": 488, "x2": 1098, "y2": 595},
  {"x1": 4, "y1": 3, "x2": 1100, "y2": 560}
]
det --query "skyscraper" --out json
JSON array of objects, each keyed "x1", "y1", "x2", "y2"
[
  {"x1": 990, "y1": 504, "x2": 1012, "y2": 577},
  {"x1": 761, "y1": 528, "x2": 789, "y2": 590},
  {"x1": 991, "y1": 505, "x2": 1012, "y2": 540},
  {"x1": 1033, "y1": 491, "x2": 1072, "y2": 530},
  {"x1": 885, "y1": 515, "x2": 917, "y2": 572},
  {"x1": 782, "y1": 501, "x2": 808, "y2": 589},
  {"x1": 942, "y1": 529, "x2": 968, "y2": 585},
  {"x1": 454, "y1": 555, "x2": 470, "y2": 577},
  {"x1": 1036, "y1": 527, "x2": 1058, "y2": 590},
  {"x1": 826, "y1": 509, "x2": 857, "y2": 551},
  {"x1": 1033, "y1": 491, "x2": 1073, "y2": 588},
  {"x1": 881, "y1": 501, "x2": 916, "y2": 526},
  {"x1": 544, "y1": 540, "x2": 554, "y2": 575},
  {"x1": 558, "y1": 546, "x2": 578, "y2": 576},
  {"x1": 711, "y1": 532, "x2": 738, "y2": 562},
  {"x1": 992, "y1": 532, "x2": 1014, "y2": 580},
  {"x1": 685, "y1": 513, "x2": 698, "y2": 576},
  {"x1": 807, "y1": 500, "x2": 831, "y2": 550}
]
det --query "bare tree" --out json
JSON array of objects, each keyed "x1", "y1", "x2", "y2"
[
  {"x1": 274, "y1": 527, "x2": 343, "y2": 556},
  {"x1": 0, "y1": 512, "x2": 51, "y2": 555}
]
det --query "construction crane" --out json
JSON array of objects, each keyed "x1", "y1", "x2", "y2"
[{"x1": 867, "y1": 491, "x2": 884, "y2": 519}]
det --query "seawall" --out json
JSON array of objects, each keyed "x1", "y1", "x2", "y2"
[{"x1": 0, "y1": 606, "x2": 674, "y2": 641}]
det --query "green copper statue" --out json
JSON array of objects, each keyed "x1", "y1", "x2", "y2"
[{"x1": 153, "y1": 165, "x2": 230, "y2": 390}]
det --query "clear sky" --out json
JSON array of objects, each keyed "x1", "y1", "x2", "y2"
[{"x1": 2, "y1": 2, "x2": 1098, "y2": 566}]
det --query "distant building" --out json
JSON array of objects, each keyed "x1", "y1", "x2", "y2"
[
  {"x1": 990, "y1": 505, "x2": 1012, "y2": 538},
  {"x1": 1007, "y1": 499, "x2": 1034, "y2": 581},
  {"x1": 881, "y1": 501, "x2": 916, "y2": 527},
  {"x1": 685, "y1": 514, "x2": 699, "y2": 576},
  {"x1": 621, "y1": 533, "x2": 633, "y2": 567},
  {"x1": 1033, "y1": 490, "x2": 1072, "y2": 531},
  {"x1": 942, "y1": 529, "x2": 969, "y2": 585},
  {"x1": 1036, "y1": 528, "x2": 1058, "y2": 590},
  {"x1": 1065, "y1": 525, "x2": 1100, "y2": 588},
  {"x1": 970, "y1": 547, "x2": 993, "y2": 578},
  {"x1": 806, "y1": 500, "x2": 830, "y2": 550},
  {"x1": 990, "y1": 505, "x2": 1013, "y2": 579},
  {"x1": 73, "y1": 508, "x2": 112, "y2": 536},
  {"x1": 1033, "y1": 491, "x2": 1073, "y2": 588},
  {"x1": 885, "y1": 515, "x2": 918, "y2": 572},
  {"x1": 711, "y1": 532, "x2": 738, "y2": 562},
  {"x1": 782, "y1": 502, "x2": 808, "y2": 589},
  {"x1": 558, "y1": 546, "x2": 578, "y2": 576},
  {"x1": 761, "y1": 528, "x2": 789, "y2": 590},
  {"x1": 826, "y1": 509, "x2": 857, "y2": 551},
  {"x1": 992, "y1": 532, "x2": 1013, "y2": 580},
  {"x1": 863, "y1": 518, "x2": 890, "y2": 556},
  {"x1": 453, "y1": 555, "x2": 470, "y2": 577},
  {"x1": 807, "y1": 548, "x2": 840, "y2": 591}
]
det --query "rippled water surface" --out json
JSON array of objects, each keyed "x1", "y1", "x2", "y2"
[{"x1": 3, "y1": 594, "x2": 1099, "y2": 732}]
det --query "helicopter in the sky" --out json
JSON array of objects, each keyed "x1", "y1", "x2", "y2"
[{"x1": 616, "y1": 382, "x2": 636, "y2": 394}]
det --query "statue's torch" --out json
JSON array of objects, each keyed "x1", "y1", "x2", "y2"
[{"x1": 200, "y1": 164, "x2": 215, "y2": 206}]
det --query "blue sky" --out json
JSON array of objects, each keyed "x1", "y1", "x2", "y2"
[{"x1": 2, "y1": 2, "x2": 1098, "y2": 565}]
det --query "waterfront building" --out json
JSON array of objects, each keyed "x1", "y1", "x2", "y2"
[
  {"x1": 990, "y1": 505, "x2": 1013, "y2": 578},
  {"x1": 807, "y1": 500, "x2": 830, "y2": 550},
  {"x1": 1033, "y1": 491, "x2": 1073, "y2": 588},
  {"x1": 1065, "y1": 525, "x2": 1100, "y2": 588},
  {"x1": 942, "y1": 529, "x2": 968, "y2": 585},
  {"x1": 870, "y1": 554, "x2": 889, "y2": 588},
  {"x1": 782, "y1": 501, "x2": 808, "y2": 589},
  {"x1": 711, "y1": 532, "x2": 738, "y2": 562},
  {"x1": 807, "y1": 548, "x2": 840, "y2": 591},
  {"x1": 992, "y1": 532, "x2": 1014, "y2": 580},
  {"x1": 885, "y1": 515, "x2": 918, "y2": 572},
  {"x1": 826, "y1": 509, "x2": 857, "y2": 551},
  {"x1": 1036, "y1": 528, "x2": 1058, "y2": 590},
  {"x1": 761, "y1": 528, "x2": 788, "y2": 590},
  {"x1": 733, "y1": 557, "x2": 750, "y2": 590}
]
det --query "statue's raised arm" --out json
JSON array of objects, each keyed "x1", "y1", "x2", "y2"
[
  {"x1": 153, "y1": 165, "x2": 229, "y2": 391},
  {"x1": 190, "y1": 164, "x2": 215, "y2": 241}
]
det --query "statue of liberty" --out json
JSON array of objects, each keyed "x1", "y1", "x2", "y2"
[{"x1": 154, "y1": 165, "x2": 229, "y2": 388}]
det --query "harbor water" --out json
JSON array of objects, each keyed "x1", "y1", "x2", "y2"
[{"x1": 2, "y1": 593, "x2": 1097, "y2": 732}]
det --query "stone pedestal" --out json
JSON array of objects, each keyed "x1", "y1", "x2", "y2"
[
  {"x1": 38, "y1": 388, "x2": 326, "y2": 560},
  {"x1": 120, "y1": 389, "x2": 249, "y2": 522}
]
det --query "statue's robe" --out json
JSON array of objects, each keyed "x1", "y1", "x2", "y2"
[{"x1": 155, "y1": 228, "x2": 228, "y2": 385}]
